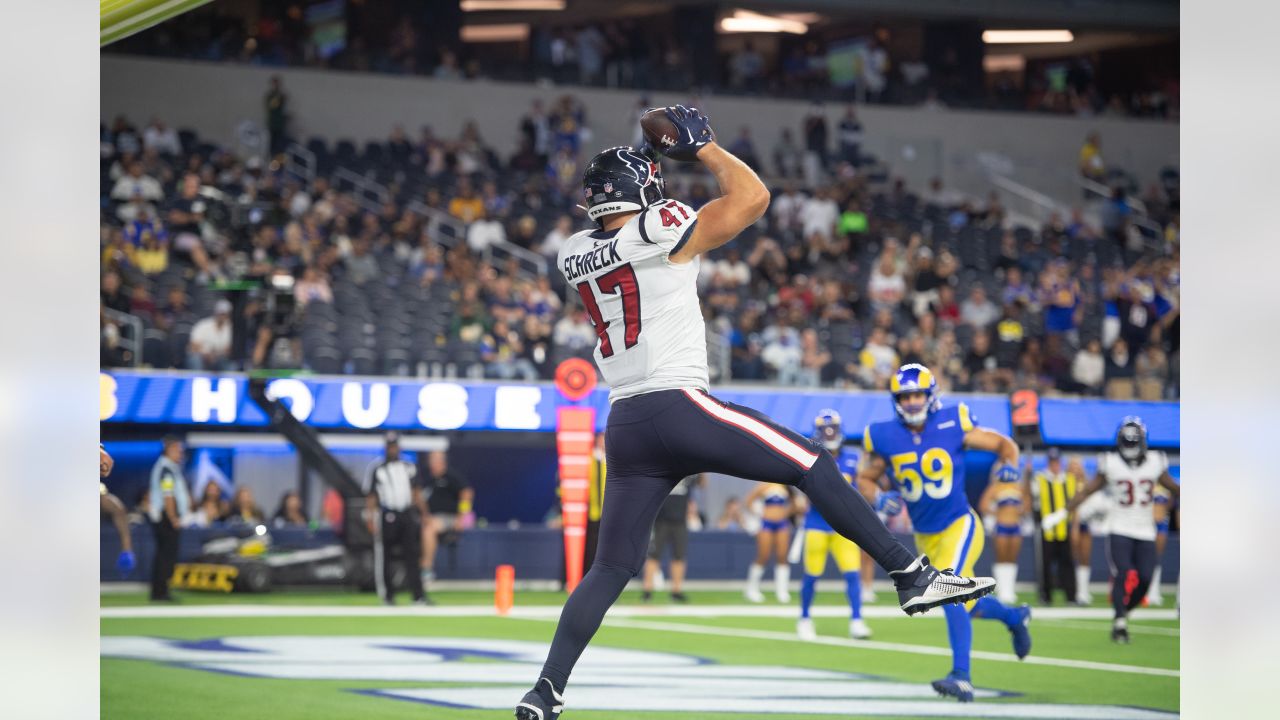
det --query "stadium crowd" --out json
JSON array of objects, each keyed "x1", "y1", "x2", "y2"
[
  {"x1": 100, "y1": 85, "x2": 1180, "y2": 401},
  {"x1": 106, "y1": 5, "x2": 1177, "y2": 120}
]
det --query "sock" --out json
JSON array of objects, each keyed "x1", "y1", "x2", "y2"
[
  {"x1": 844, "y1": 571, "x2": 862, "y2": 619},
  {"x1": 993, "y1": 562, "x2": 1018, "y2": 602},
  {"x1": 795, "y1": 454, "x2": 915, "y2": 572},
  {"x1": 1114, "y1": 616, "x2": 1128, "y2": 629},
  {"x1": 775, "y1": 564, "x2": 791, "y2": 596},
  {"x1": 943, "y1": 603, "x2": 972, "y2": 680},
  {"x1": 1076, "y1": 566, "x2": 1091, "y2": 598},
  {"x1": 1147, "y1": 566, "x2": 1163, "y2": 598},
  {"x1": 747, "y1": 563, "x2": 765, "y2": 592},
  {"x1": 971, "y1": 595, "x2": 1017, "y2": 629},
  {"x1": 800, "y1": 574, "x2": 818, "y2": 618},
  {"x1": 539, "y1": 562, "x2": 633, "y2": 693}
]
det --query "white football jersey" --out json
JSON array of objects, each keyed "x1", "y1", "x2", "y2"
[
  {"x1": 1097, "y1": 451, "x2": 1168, "y2": 541},
  {"x1": 557, "y1": 200, "x2": 708, "y2": 402}
]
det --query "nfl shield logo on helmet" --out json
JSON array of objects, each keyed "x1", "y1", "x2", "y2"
[{"x1": 603, "y1": 181, "x2": 613, "y2": 194}]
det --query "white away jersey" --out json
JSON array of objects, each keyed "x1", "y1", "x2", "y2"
[
  {"x1": 1097, "y1": 451, "x2": 1168, "y2": 541},
  {"x1": 558, "y1": 200, "x2": 708, "y2": 402}
]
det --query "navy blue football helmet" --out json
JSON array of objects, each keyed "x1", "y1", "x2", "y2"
[
  {"x1": 1116, "y1": 416, "x2": 1148, "y2": 464},
  {"x1": 580, "y1": 145, "x2": 665, "y2": 226}
]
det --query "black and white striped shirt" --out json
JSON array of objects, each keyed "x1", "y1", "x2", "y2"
[{"x1": 365, "y1": 459, "x2": 419, "y2": 512}]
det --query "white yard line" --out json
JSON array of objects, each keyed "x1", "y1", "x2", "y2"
[
  {"x1": 100, "y1": 604, "x2": 1178, "y2": 621},
  {"x1": 1034, "y1": 618, "x2": 1180, "y2": 637},
  {"x1": 567, "y1": 618, "x2": 1179, "y2": 679}
]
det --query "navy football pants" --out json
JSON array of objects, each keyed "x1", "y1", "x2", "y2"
[
  {"x1": 1107, "y1": 533, "x2": 1156, "y2": 618},
  {"x1": 537, "y1": 389, "x2": 916, "y2": 692}
]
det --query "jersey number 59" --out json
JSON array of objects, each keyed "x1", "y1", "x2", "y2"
[
  {"x1": 889, "y1": 448, "x2": 954, "y2": 502},
  {"x1": 577, "y1": 263, "x2": 642, "y2": 358}
]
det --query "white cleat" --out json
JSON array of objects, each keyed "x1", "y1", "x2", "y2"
[
  {"x1": 744, "y1": 588, "x2": 765, "y2": 603},
  {"x1": 861, "y1": 587, "x2": 877, "y2": 604},
  {"x1": 776, "y1": 589, "x2": 792, "y2": 604},
  {"x1": 796, "y1": 618, "x2": 817, "y2": 641},
  {"x1": 849, "y1": 619, "x2": 873, "y2": 639},
  {"x1": 1146, "y1": 594, "x2": 1164, "y2": 607}
]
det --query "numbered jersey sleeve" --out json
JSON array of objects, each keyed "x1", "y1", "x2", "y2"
[{"x1": 638, "y1": 200, "x2": 699, "y2": 259}]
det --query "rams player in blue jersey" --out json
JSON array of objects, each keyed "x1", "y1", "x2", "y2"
[
  {"x1": 796, "y1": 410, "x2": 900, "y2": 641},
  {"x1": 856, "y1": 364, "x2": 1033, "y2": 702}
]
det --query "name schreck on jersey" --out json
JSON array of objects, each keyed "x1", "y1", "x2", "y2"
[{"x1": 563, "y1": 239, "x2": 622, "y2": 281}]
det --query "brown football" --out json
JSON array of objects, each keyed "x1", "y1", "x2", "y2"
[{"x1": 640, "y1": 108, "x2": 682, "y2": 157}]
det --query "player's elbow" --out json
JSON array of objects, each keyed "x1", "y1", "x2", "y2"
[{"x1": 746, "y1": 186, "x2": 771, "y2": 220}]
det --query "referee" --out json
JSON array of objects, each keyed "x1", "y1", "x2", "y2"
[
  {"x1": 365, "y1": 432, "x2": 431, "y2": 606},
  {"x1": 1031, "y1": 447, "x2": 1078, "y2": 605},
  {"x1": 147, "y1": 436, "x2": 189, "y2": 602}
]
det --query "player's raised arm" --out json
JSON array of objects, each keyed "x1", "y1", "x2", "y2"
[
  {"x1": 1066, "y1": 469, "x2": 1107, "y2": 513},
  {"x1": 651, "y1": 106, "x2": 769, "y2": 264}
]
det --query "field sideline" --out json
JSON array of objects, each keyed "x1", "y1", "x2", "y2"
[{"x1": 102, "y1": 588, "x2": 1178, "y2": 719}]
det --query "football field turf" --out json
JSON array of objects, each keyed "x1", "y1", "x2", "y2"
[{"x1": 101, "y1": 588, "x2": 1178, "y2": 719}]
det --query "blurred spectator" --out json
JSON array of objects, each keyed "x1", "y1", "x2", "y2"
[
  {"x1": 772, "y1": 128, "x2": 802, "y2": 179},
  {"x1": 761, "y1": 323, "x2": 803, "y2": 385},
  {"x1": 801, "y1": 187, "x2": 839, "y2": 243},
  {"x1": 273, "y1": 491, "x2": 309, "y2": 528},
  {"x1": 482, "y1": 319, "x2": 537, "y2": 380},
  {"x1": 265, "y1": 75, "x2": 289, "y2": 155},
  {"x1": 1079, "y1": 131, "x2": 1105, "y2": 181},
  {"x1": 858, "y1": 326, "x2": 899, "y2": 388},
  {"x1": 421, "y1": 450, "x2": 475, "y2": 534},
  {"x1": 932, "y1": 284, "x2": 961, "y2": 325},
  {"x1": 466, "y1": 209, "x2": 506, "y2": 253},
  {"x1": 539, "y1": 215, "x2": 574, "y2": 259},
  {"x1": 1104, "y1": 338, "x2": 1137, "y2": 399},
  {"x1": 802, "y1": 102, "x2": 829, "y2": 184},
  {"x1": 837, "y1": 105, "x2": 864, "y2": 166},
  {"x1": 1135, "y1": 340, "x2": 1169, "y2": 400},
  {"x1": 960, "y1": 286, "x2": 1000, "y2": 330},
  {"x1": 1071, "y1": 338, "x2": 1106, "y2": 395},
  {"x1": 554, "y1": 306, "x2": 596, "y2": 355},
  {"x1": 224, "y1": 486, "x2": 265, "y2": 525},
  {"x1": 187, "y1": 299, "x2": 234, "y2": 371},
  {"x1": 434, "y1": 48, "x2": 463, "y2": 79},
  {"x1": 727, "y1": 126, "x2": 761, "y2": 170},
  {"x1": 111, "y1": 162, "x2": 163, "y2": 202},
  {"x1": 143, "y1": 117, "x2": 181, "y2": 156},
  {"x1": 962, "y1": 330, "x2": 1001, "y2": 391},
  {"x1": 798, "y1": 328, "x2": 831, "y2": 387},
  {"x1": 294, "y1": 266, "x2": 333, "y2": 307},
  {"x1": 867, "y1": 252, "x2": 906, "y2": 312},
  {"x1": 189, "y1": 481, "x2": 229, "y2": 528},
  {"x1": 717, "y1": 497, "x2": 746, "y2": 531},
  {"x1": 729, "y1": 40, "x2": 764, "y2": 91}
]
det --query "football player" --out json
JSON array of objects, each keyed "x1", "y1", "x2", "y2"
[
  {"x1": 1064, "y1": 417, "x2": 1179, "y2": 643},
  {"x1": 515, "y1": 108, "x2": 994, "y2": 720},
  {"x1": 100, "y1": 444, "x2": 136, "y2": 576},
  {"x1": 857, "y1": 364, "x2": 1032, "y2": 703},
  {"x1": 795, "y1": 410, "x2": 897, "y2": 640}
]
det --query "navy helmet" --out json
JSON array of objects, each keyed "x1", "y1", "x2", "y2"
[
  {"x1": 580, "y1": 145, "x2": 665, "y2": 226},
  {"x1": 1116, "y1": 416, "x2": 1148, "y2": 464}
]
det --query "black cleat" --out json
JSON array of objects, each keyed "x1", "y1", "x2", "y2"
[
  {"x1": 515, "y1": 677, "x2": 564, "y2": 720},
  {"x1": 1111, "y1": 625, "x2": 1130, "y2": 644},
  {"x1": 640, "y1": 590, "x2": 652, "y2": 603},
  {"x1": 670, "y1": 592, "x2": 689, "y2": 603},
  {"x1": 891, "y1": 555, "x2": 996, "y2": 616}
]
